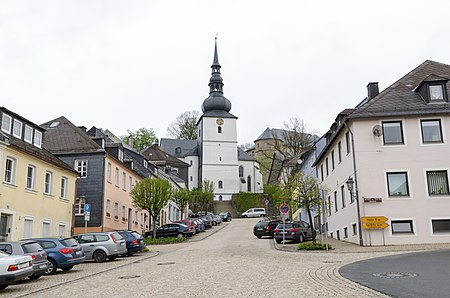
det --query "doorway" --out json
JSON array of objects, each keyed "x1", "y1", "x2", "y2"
[{"x1": 0, "y1": 214, "x2": 12, "y2": 241}]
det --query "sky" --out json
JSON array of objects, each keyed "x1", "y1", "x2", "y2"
[{"x1": 1, "y1": 1, "x2": 450, "y2": 144}]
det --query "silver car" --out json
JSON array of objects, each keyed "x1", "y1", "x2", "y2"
[{"x1": 73, "y1": 232, "x2": 127, "y2": 263}]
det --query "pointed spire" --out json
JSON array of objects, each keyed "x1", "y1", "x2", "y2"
[
  {"x1": 209, "y1": 36, "x2": 224, "y2": 94},
  {"x1": 212, "y1": 36, "x2": 220, "y2": 68}
]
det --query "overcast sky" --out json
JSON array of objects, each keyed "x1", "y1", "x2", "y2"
[{"x1": 1, "y1": 1, "x2": 450, "y2": 144}]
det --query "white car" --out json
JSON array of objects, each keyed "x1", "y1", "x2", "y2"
[
  {"x1": 241, "y1": 208, "x2": 266, "y2": 218},
  {"x1": 0, "y1": 251, "x2": 33, "y2": 290}
]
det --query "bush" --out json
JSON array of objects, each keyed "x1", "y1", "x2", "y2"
[
  {"x1": 298, "y1": 241, "x2": 332, "y2": 250},
  {"x1": 144, "y1": 237, "x2": 187, "y2": 245},
  {"x1": 232, "y1": 193, "x2": 261, "y2": 214}
]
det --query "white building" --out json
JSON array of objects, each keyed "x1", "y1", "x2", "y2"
[
  {"x1": 314, "y1": 60, "x2": 450, "y2": 245},
  {"x1": 161, "y1": 39, "x2": 263, "y2": 200}
]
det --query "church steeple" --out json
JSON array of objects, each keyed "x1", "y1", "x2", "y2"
[{"x1": 202, "y1": 37, "x2": 232, "y2": 113}]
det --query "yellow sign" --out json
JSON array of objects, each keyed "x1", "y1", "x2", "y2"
[
  {"x1": 362, "y1": 216, "x2": 388, "y2": 223},
  {"x1": 363, "y1": 222, "x2": 389, "y2": 229}
]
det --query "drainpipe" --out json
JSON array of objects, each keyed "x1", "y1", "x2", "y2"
[{"x1": 344, "y1": 121, "x2": 364, "y2": 246}]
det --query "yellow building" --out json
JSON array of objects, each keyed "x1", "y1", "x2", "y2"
[{"x1": 0, "y1": 107, "x2": 78, "y2": 241}]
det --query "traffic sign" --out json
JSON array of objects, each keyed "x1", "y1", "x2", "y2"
[
  {"x1": 362, "y1": 216, "x2": 388, "y2": 223},
  {"x1": 265, "y1": 199, "x2": 269, "y2": 206},
  {"x1": 85, "y1": 203, "x2": 91, "y2": 213},
  {"x1": 363, "y1": 222, "x2": 389, "y2": 229},
  {"x1": 279, "y1": 204, "x2": 290, "y2": 214}
]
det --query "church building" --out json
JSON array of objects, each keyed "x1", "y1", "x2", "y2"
[{"x1": 159, "y1": 39, "x2": 263, "y2": 200}]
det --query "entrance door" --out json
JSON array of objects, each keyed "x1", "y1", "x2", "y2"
[{"x1": 0, "y1": 215, "x2": 8, "y2": 241}]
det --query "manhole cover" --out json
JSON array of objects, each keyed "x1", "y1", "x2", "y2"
[
  {"x1": 373, "y1": 272, "x2": 417, "y2": 279},
  {"x1": 118, "y1": 275, "x2": 141, "y2": 280},
  {"x1": 157, "y1": 262, "x2": 175, "y2": 266}
]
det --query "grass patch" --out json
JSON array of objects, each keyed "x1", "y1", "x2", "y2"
[
  {"x1": 144, "y1": 237, "x2": 187, "y2": 245},
  {"x1": 298, "y1": 241, "x2": 332, "y2": 250}
]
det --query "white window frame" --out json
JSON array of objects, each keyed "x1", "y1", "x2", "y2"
[
  {"x1": 106, "y1": 199, "x2": 111, "y2": 216},
  {"x1": 122, "y1": 172, "x2": 126, "y2": 190},
  {"x1": 12, "y1": 119, "x2": 22, "y2": 138},
  {"x1": 58, "y1": 223, "x2": 66, "y2": 237},
  {"x1": 390, "y1": 218, "x2": 416, "y2": 236},
  {"x1": 1, "y1": 113, "x2": 12, "y2": 134},
  {"x1": 122, "y1": 205, "x2": 126, "y2": 220},
  {"x1": 23, "y1": 217, "x2": 34, "y2": 239},
  {"x1": 26, "y1": 164, "x2": 36, "y2": 190},
  {"x1": 115, "y1": 168, "x2": 119, "y2": 186},
  {"x1": 75, "y1": 160, "x2": 88, "y2": 178},
  {"x1": 4, "y1": 157, "x2": 16, "y2": 184},
  {"x1": 114, "y1": 203, "x2": 119, "y2": 219},
  {"x1": 75, "y1": 198, "x2": 85, "y2": 215},
  {"x1": 129, "y1": 176, "x2": 133, "y2": 191},
  {"x1": 42, "y1": 220, "x2": 51, "y2": 237},
  {"x1": 107, "y1": 162, "x2": 112, "y2": 182},
  {"x1": 34, "y1": 130, "x2": 42, "y2": 148},
  {"x1": 44, "y1": 171, "x2": 53, "y2": 195},
  {"x1": 24, "y1": 125, "x2": 33, "y2": 144},
  {"x1": 60, "y1": 176, "x2": 68, "y2": 199}
]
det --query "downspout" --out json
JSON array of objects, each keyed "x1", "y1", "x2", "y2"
[{"x1": 344, "y1": 121, "x2": 364, "y2": 246}]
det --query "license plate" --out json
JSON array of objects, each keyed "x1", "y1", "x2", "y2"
[
  {"x1": 257, "y1": 228, "x2": 263, "y2": 230},
  {"x1": 76, "y1": 251, "x2": 82, "y2": 256},
  {"x1": 18, "y1": 262, "x2": 29, "y2": 269},
  {"x1": 281, "y1": 232, "x2": 287, "y2": 234},
  {"x1": 39, "y1": 264, "x2": 47, "y2": 269}
]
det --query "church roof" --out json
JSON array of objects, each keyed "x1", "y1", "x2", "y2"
[
  {"x1": 160, "y1": 138, "x2": 199, "y2": 157},
  {"x1": 237, "y1": 147, "x2": 256, "y2": 161}
]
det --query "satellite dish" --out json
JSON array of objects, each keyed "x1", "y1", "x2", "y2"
[{"x1": 372, "y1": 125, "x2": 383, "y2": 137}]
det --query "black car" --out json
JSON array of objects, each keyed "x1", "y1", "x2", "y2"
[
  {"x1": 219, "y1": 212, "x2": 232, "y2": 222},
  {"x1": 253, "y1": 219, "x2": 284, "y2": 238},
  {"x1": 273, "y1": 221, "x2": 313, "y2": 243},
  {"x1": 116, "y1": 231, "x2": 145, "y2": 256},
  {"x1": 155, "y1": 223, "x2": 194, "y2": 238}
]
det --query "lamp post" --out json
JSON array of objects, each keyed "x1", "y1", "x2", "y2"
[{"x1": 346, "y1": 177, "x2": 363, "y2": 246}]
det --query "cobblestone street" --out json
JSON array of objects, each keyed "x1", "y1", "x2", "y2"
[{"x1": 5, "y1": 218, "x2": 447, "y2": 297}]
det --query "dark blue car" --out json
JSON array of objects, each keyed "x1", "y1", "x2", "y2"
[
  {"x1": 23, "y1": 237, "x2": 85, "y2": 274},
  {"x1": 116, "y1": 231, "x2": 145, "y2": 256}
]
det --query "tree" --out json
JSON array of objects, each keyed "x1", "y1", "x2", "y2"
[
  {"x1": 167, "y1": 110, "x2": 200, "y2": 140},
  {"x1": 172, "y1": 189, "x2": 191, "y2": 220},
  {"x1": 190, "y1": 179, "x2": 215, "y2": 212},
  {"x1": 130, "y1": 178, "x2": 172, "y2": 238},
  {"x1": 284, "y1": 171, "x2": 324, "y2": 243},
  {"x1": 122, "y1": 128, "x2": 157, "y2": 152}
]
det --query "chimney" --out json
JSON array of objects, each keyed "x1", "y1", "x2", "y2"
[
  {"x1": 128, "y1": 134, "x2": 134, "y2": 148},
  {"x1": 153, "y1": 138, "x2": 159, "y2": 147},
  {"x1": 78, "y1": 126, "x2": 87, "y2": 132},
  {"x1": 367, "y1": 82, "x2": 379, "y2": 100}
]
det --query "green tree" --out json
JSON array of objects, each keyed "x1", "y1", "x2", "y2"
[
  {"x1": 130, "y1": 178, "x2": 172, "y2": 238},
  {"x1": 122, "y1": 128, "x2": 157, "y2": 151},
  {"x1": 172, "y1": 189, "x2": 191, "y2": 220},
  {"x1": 190, "y1": 180, "x2": 215, "y2": 212},
  {"x1": 167, "y1": 110, "x2": 200, "y2": 140},
  {"x1": 284, "y1": 171, "x2": 324, "y2": 243}
]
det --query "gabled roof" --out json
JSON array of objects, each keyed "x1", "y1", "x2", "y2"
[
  {"x1": 142, "y1": 144, "x2": 189, "y2": 167},
  {"x1": 41, "y1": 116, "x2": 103, "y2": 154},
  {"x1": 254, "y1": 127, "x2": 285, "y2": 142},
  {"x1": 237, "y1": 147, "x2": 256, "y2": 161},
  {"x1": 349, "y1": 60, "x2": 450, "y2": 119},
  {"x1": 160, "y1": 138, "x2": 199, "y2": 157}
]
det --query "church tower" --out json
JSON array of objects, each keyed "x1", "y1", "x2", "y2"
[{"x1": 197, "y1": 38, "x2": 239, "y2": 200}]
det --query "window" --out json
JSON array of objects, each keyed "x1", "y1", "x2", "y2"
[
  {"x1": 340, "y1": 185, "x2": 346, "y2": 208},
  {"x1": 135, "y1": 211, "x2": 138, "y2": 223},
  {"x1": 382, "y1": 121, "x2": 404, "y2": 145},
  {"x1": 26, "y1": 165, "x2": 36, "y2": 190},
  {"x1": 239, "y1": 166, "x2": 244, "y2": 177},
  {"x1": 144, "y1": 160, "x2": 148, "y2": 168},
  {"x1": 320, "y1": 165, "x2": 324, "y2": 181},
  {"x1": 122, "y1": 206, "x2": 126, "y2": 221},
  {"x1": 58, "y1": 224, "x2": 66, "y2": 237},
  {"x1": 247, "y1": 175, "x2": 252, "y2": 192},
  {"x1": 122, "y1": 172, "x2": 126, "y2": 190},
  {"x1": 129, "y1": 176, "x2": 133, "y2": 191},
  {"x1": 218, "y1": 126, "x2": 222, "y2": 134},
  {"x1": 118, "y1": 149, "x2": 123, "y2": 162},
  {"x1": 24, "y1": 125, "x2": 33, "y2": 143},
  {"x1": 34, "y1": 130, "x2": 42, "y2": 148},
  {"x1": 338, "y1": 141, "x2": 342, "y2": 163},
  {"x1": 42, "y1": 221, "x2": 50, "y2": 237},
  {"x1": 190, "y1": 176, "x2": 193, "y2": 182},
  {"x1": 23, "y1": 218, "x2": 33, "y2": 239},
  {"x1": 218, "y1": 181, "x2": 223, "y2": 189},
  {"x1": 106, "y1": 199, "x2": 111, "y2": 216},
  {"x1": 345, "y1": 131, "x2": 350, "y2": 154},
  {"x1": 344, "y1": 227, "x2": 348, "y2": 238},
  {"x1": 327, "y1": 196, "x2": 331, "y2": 216},
  {"x1": 336, "y1": 230, "x2": 340, "y2": 240},
  {"x1": 4, "y1": 157, "x2": 16, "y2": 184},
  {"x1": 432, "y1": 219, "x2": 450, "y2": 234},
  {"x1": 115, "y1": 168, "x2": 119, "y2": 186},
  {"x1": 1, "y1": 113, "x2": 12, "y2": 134},
  {"x1": 387, "y1": 172, "x2": 409, "y2": 197},
  {"x1": 75, "y1": 198, "x2": 85, "y2": 215},
  {"x1": 429, "y1": 85, "x2": 444, "y2": 101},
  {"x1": 331, "y1": 150, "x2": 335, "y2": 170},
  {"x1": 60, "y1": 177, "x2": 68, "y2": 199},
  {"x1": 334, "y1": 191, "x2": 338, "y2": 212},
  {"x1": 12, "y1": 119, "x2": 22, "y2": 138},
  {"x1": 107, "y1": 163, "x2": 112, "y2": 182},
  {"x1": 44, "y1": 171, "x2": 53, "y2": 195},
  {"x1": 75, "y1": 160, "x2": 88, "y2": 178},
  {"x1": 421, "y1": 120, "x2": 442, "y2": 143},
  {"x1": 114, "y1": 203, "x2": 119, "y2": 219},
  {"x1": 352, "y1": 223, "x2": 357, "y2": 235},
  {"x1": 391, "y1": 220, "x2": 414, "y2": 234},
  {"x1": 427, "y1": 170, "x2": 449, "y2": 195}
]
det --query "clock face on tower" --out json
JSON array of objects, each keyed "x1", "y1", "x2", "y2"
[{"x1": 216, "y1": 118, "x2": 224, "y2": 125}]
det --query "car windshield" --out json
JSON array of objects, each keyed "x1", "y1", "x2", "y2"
[
  {"x1": 131, "y1": 232, "x2": 142, "y2": 239},
  {"x1": 112, "y1": 232, "x2": 124, "y2": 241},
  {"x1": 22, "y1": 242, "x2": 43, "y2": 253},
  {"x1": 255, "y1": 221, "x2": 269, "y2": 228},
  {"x1": 61, "y1": 238, "x2": 79, "y2": 247}
]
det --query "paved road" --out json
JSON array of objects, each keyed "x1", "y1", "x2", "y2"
[
  {"x1": 6, "y1": 218, "x2": 398, "y2": 297},
  {"x1": 340, "y1": 249, "x2": 450, "y2": 298}
]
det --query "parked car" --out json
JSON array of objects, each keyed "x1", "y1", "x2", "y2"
[
  {"x1": 0, "y1": 251, "x2": 33, "y2": 289},
  {"x1": 213, "y1": 214, "x2": 222, "y2": 225},
  {"x1": 116, "y1": 231, "x2": 145, "y2": 256},
  {"x1": 73, "y1": 232, "x2": 127, "y2": 263},
  {"x1": 219, "y1": 212, "x2": 232, "y2": 222},
  {"x1": 0, "y1": 241, "x2": 48, "y2": 280},
  {"x1": 174, "y1": 220, "x2": 197, "y2": 235},
  {"x1": 155, "y1": 223, "x2": 194, "y2": 238},
  {"x1": 199, "y1": 216, "x2": 213, "y2": 228},
  {"x1": 241, "y1": 208, "x2": 266, "y2": 218},
  {"x1": 191, "y1": 218, "x2": 205, "y2": 232},
  {"x1": 253, "y1": 219, "x2": 284, "y2": 238},
  {"x1": 23, "y1": 237, "x2": 85, "y2": 275},
  {"x1": 273, "y1": 221, "x2": 313, "y2": 243}
]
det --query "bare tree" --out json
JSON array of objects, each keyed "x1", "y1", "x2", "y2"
[{"x1": 167, "y1": 110, "x2": 200, "y2": 140}]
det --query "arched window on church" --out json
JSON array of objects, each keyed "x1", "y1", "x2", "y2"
[
  {"x1": 247, "y1": 175, "x2": 252, "y2": 192},
  {"x1": 218, "y1": 126, "x2": 222, "y2": 134},
  {"x1": 218, "y1": 180, "x2": 223, "y2": 189},
  {"x1": 239, "y1": 166, "x2": 244, "y2": 177}
]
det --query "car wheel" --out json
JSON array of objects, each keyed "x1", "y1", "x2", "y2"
[
  {"x1": 126, "y1": 252, "x2": 134, "y2": 256},
  {"x1": 275, "y1": 239, "x2": 282, "y2": 243},
  {"x1": 61, "y1": 266, "x2": 74, "y2": 272},
  {"x1": 298, "y1": 234, "x2": 304, "y2": 243},
  {"x1": 45, "y1": 259, "x2": 57, "y2": 275},
  {"x1": 0, "y1": 284, "x2": 8, "y2": 290},
  {"x1": 260, "y1": 214, "x2": 264, "y2": 217},
  {"x1": 176, "y1": 233, "x2": 184, "y2": 239},
  {"x1": 256, "y1": 236, "x2": 262, "y2": 239},
  {"x1": 212, "y1": 221, "x2": 217, "y2": 226},
  {"x1": 108, "y1": 256, "x2": 117, "y2": 261},
  {"x1": 243, "y1": 215, "x2": 248, "y2": 218},
  {"x1": 29, "y1": 274, "x2": 42, "y2": 280},
  {"x1": 93, "y1": 250, "x2": 107, "y2": 263}
]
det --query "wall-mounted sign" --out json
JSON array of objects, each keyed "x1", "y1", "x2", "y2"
[{"x1": 363, "y1": 197, "x2": 382, "y2": 203}]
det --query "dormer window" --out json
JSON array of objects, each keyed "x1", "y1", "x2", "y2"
[
  {"x1": 429, "y1": 85, "x2": 444, "y2": 101},
  {"x1": 416, "y1": 75, "x2": 448, "y2": 103},
  {"x1": 118, "y1": 149, "x2": 123, "y2": 162}
]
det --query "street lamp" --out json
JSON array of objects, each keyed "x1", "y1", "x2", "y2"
[{"x1": 346, "y1": 177, "x2": 363, "y2": 246}]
